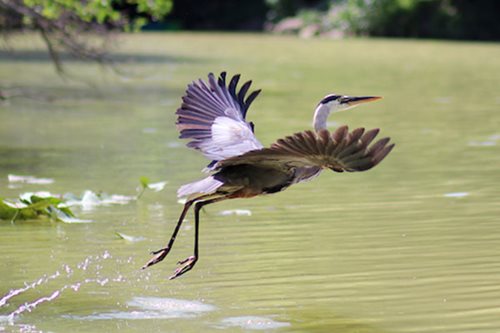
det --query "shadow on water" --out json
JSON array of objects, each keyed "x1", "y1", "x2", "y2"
[
  {"x1": 286, "y1": 308, "x2": 390, "y2": 333},
  {"x1": 0, "y1": 47, "x2": 208, "y2": 101},
  {"x1": 0, "y1": 50, "x2": 204, "y2": 65},
  {"x1": 0, "y1": 147, "x2": 66, "y2": 176}
]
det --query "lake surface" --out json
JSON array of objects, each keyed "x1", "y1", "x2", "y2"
[{"x1": 1, "y1": 33, "x2": 499, "y2": 332}]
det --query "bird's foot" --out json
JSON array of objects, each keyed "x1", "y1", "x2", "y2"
[
  {"x1": 142, "y1": 247, "x2": 171, "y2": 269},
  {"x1": 169, "y1": 255, "x2": 197, "y2": 280}
]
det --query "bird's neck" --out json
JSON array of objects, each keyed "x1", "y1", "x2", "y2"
[{"x1": 313, "y1": 103, "x2": 331, "y2": 132}]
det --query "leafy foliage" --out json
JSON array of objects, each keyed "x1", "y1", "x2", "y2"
[
  {"x1": 268, "y1": 0, "x2": 500, "y2": 40},
  {"x1": 136, "y1": 176, "x2": 167, "y2": 199},
  {"x1": 0, "y1": 0, "x2": 173, "y2": 73},
  {"x1": 337, "y1": 0, "x2": 460, "y2": 38},
  {"x1": 18, "y1": 0, "x2": 172, "y2": 31},
  {"x1": 0, "y1": 192, "x2": 75, "y2": 223},
  {"x1": 1, "y1": 176, "x2": 167, "y2": 223}
]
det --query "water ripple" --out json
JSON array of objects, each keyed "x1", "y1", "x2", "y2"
[
  {"x1": 66, "y1": 297, "x2": 216, "y2": 320},
  {"x1": 218, "y1": 316, "x2": 290, "y2": 330}
]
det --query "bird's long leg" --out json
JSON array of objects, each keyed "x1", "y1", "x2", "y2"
[
  {"x1": 142, "y1": 199, "x2": 195, "y2": 269},
  {"x1": 169, "y1": 196, "x2": 226, "y2": 280}
]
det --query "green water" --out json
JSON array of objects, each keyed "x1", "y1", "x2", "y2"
[{"x1": 1, "y1": 33, "x2": 500, "y2": 332}]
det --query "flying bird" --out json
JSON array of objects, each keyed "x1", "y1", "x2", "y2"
[{"x1": 143, "y1": 72, "x2": 394, "y2": 279}]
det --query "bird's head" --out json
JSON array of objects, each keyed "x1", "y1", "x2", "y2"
[
  {"x1": 319, "y1": 94, "x2": 381, "y2": 113},
  {"x1": 313, "y1": 94, "x2": 381, "y2": 132}
]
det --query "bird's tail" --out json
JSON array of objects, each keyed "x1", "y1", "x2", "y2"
[{"x1": 177, "y1": 176, "x2": 224, "y2": 199}]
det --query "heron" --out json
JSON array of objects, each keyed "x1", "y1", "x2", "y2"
[{"x1": 143, "y1": 72, "x2": 394, "y2": 279}]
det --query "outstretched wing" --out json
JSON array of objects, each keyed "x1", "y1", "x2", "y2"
[
  {"x1": 215, "y1": 126, "x2": 395, "y2": 173},
  {"x1": 176, "y1": 72, "x2": 263, "y2": 162}
]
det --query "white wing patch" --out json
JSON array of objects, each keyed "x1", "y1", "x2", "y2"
[
  {"x1": 199, "y1": 116, "x2": 263, "y2": 160},
  {"x1": 177, "y1": 176, "x2": 224, "y2": 198}
]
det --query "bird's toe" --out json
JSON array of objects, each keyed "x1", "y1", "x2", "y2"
[
  {"x1": 169, "y1": 255, "x2": 197, "y2": 279},
  {"x1": 142, "y1": 247, "x2": 171, "y2": 269}
]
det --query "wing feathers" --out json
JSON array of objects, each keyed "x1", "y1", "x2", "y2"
[
  {"x1": 360, "y1": 128, "x2": 380, "y2": 147},
  {"x1": 243, "y1": 90, "x2": 262, "y2": 116},
  {"x1": 368, "y1": 137, "x2": 391, "y2": 155},
  {"x1": 349, "y1": 127, "x2": 365, "y2": 144},
  {"x1": 318, "y1": 129, "x2": 330, "y2": 145},
  {"x1": 217, "y1": 73, "x2": 239, "y2": 110},
  {"x1": 216, "y1": 126, "x2": 394, "y2": 173},
  {"x1": 186, "y1": 86, "x2": 222, "y2": 112},
  {"x1": 332, "y1": 125, "x2": 348, "y2": 143},
  {"x1": 373, "y1": 143, "x2": 395, "y2": 166},
  {"x1": 176, "y1": 72, "x2": 394, "y2": 175},
  {"x1": 237, "y1": 81, "x2": 252, "y2": 110},
  {"x1": 228, "y1": 74, "x2": 241, "y2": 102},
  {"x1": 304, "y1": 130, "x2": 320, "y2": 154},
  {"x1": 209, "y1": 74, "x2": 231, "y2": 110},
  {"x1": 337, "y1": 128, "x2": 365, "y2": 160},
  {"x1": 176, "y1": 72, "x2": 263, "y2": 162},
  {"x1": 197, "y1": 79, "x2": 227, "y2": 110}
]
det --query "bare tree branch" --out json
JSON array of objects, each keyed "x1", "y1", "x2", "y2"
[{"x1": 0, "y1": 0, "x2": 127, "y2": 74}]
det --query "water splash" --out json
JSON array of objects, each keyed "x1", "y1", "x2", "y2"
[
  {"x1": 218, "y1": 209, "x2": 252, "y2": 216},
  {"x1": 64, "y1": 191, "x2": 136, "y2": 212},
  {"x1": 0, "y1": 250, "x2": 119, "y2": 324},
  {"x1": 7, "y1": 290, "x2": 61, "y2": 321},
  {"x1": 0, "y1": 271, "x2": 61, "y2": 308}
]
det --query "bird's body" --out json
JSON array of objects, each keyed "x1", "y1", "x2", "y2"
[
  {"x1": 143, "y1": 72, "x2": 395, "y2": 279},
  {"x1": 216, "y1": 164, "x2": 294, "y2": 197}
]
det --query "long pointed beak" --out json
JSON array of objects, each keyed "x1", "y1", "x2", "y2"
[{"x1": 340, "y1": 96, "x2": 382, "y2": 106}]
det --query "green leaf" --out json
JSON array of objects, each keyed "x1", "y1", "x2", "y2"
[
  {"x1": 26, "y1": 199, "x2": 53, "y2": 211},
  {"x1": 0, "y1": 199, "x2": 18, "y2": 220},
  {"x1": 137, "y1": 177, "x2": 168, "y2": 199},
  {"x1": 115, "y1": 231, "x2": 145, "y2": 242},
  {"x1": 139, "y1": 176, "x2": 150, "y2": 188},
  {"x1": 137, "y1": 176, "x2": 149, "y2": 199},
  {"x1": 50, "y1": 206, "x2": 91, "y2": 223}
]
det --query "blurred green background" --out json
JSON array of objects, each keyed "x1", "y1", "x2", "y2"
[{"x1": 1, "y1": 1, "x2": 500, "y2": 333}]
